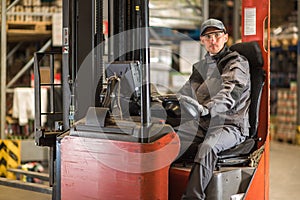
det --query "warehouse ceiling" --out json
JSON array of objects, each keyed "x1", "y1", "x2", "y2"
[{"x1": 149, "y1": 0, "x2": 203, "y2": 29}]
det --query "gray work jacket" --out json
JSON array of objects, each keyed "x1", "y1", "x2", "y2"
[{"x1": 178, "y1": 47, "x2": 251, "y2": 136}]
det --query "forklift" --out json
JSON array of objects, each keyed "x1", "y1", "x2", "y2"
[{"x1": 33, "y1": 0, "x2": 270, "y2": 199}]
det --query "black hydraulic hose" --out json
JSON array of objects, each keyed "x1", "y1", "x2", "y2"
[
  {"x1": 95, "y1": 0, "x2": 104, "y2": 107},
  {"x1": 140, "y1": 0, "x2": 151, "y2": 142},
  {"x1": 102, "y1": 76, "x2": 119, "y2": 108}
]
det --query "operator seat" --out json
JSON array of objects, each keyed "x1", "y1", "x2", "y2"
[{"x1": 216, "y1": 41, "x2": 266, "y2": 168}]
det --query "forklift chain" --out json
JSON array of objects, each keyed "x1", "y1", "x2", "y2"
[{"x1": 249, "y1": 144, "x2": 265, "y2": 167}]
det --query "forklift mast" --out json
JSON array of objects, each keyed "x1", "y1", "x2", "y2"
[
  {"x1": 61, "y1": 0, "x2": 151, "y2": 132},
  {"x1": 34, "y1": 0, "x2": 152, "y2": 142}
]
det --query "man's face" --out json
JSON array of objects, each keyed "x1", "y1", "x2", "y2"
[{"x1": 200, "y1": 27, "x2": 228, "y2": 55}]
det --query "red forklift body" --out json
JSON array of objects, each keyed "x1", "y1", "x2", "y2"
[
  {"x1": 242, "y1": 0, "x2": 270, "y2": 199},
  {"x1": 61, "y1": 132, "x2": 180, "y2": 200}
]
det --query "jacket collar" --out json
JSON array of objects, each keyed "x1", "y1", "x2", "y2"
[{"x1": 211, "y1": 45, "x2": 230, "y2": 62}]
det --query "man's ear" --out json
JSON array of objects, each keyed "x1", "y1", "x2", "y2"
[
  {"x1": 200, "y1": 37, "x2": 205, "y2": 45},
  {"x1": 223, "y1": 33, "x2": 229, "y2": 43}
]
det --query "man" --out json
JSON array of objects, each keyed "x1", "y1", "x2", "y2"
[{"x1": 176, "y1": 18, "x2": 251, "y2": 199}]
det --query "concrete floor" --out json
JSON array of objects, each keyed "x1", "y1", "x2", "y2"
[
  {"x1": 0, "y1": 185, "x2": 51, "y2": 200},
  {"x1": 0, "y1": 140, "x2": 299, "y2": 199},
  {"x1": 270, "y1": 140, "x2": 300, "y2": 200}
]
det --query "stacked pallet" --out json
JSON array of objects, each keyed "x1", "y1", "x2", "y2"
[
  {"x1": 275, "y1": 84, "x2": 297, "y2": 143},
  {"x1": 271, "y1": 25, "x2": 298, "y2": 49},
  {"x1": 7, "y1": 0, "x2": 62, "y2": 22},
  {"x1": 271, "y1": 33, "x2": 298, "y2": 49},
  {"x1": 6, "y1": 0, "x2": 62, "y2": 42}
]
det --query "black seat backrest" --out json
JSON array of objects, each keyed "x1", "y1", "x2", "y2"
[{"x1": 229, "y1": 41, "x2": 266, "y2": 139}]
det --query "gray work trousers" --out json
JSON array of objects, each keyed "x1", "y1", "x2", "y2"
[{"x1": 176, "y1": 121, "x2": 246, "y2": 200}]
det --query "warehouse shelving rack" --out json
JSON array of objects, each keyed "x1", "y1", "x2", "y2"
[{"x1": 1, "y1": 0, "x2": 61, "y2": 139}]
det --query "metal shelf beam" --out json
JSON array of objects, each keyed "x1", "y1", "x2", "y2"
[{"x1": 1, "y1": 0, "x2": 7, "y2": 139}]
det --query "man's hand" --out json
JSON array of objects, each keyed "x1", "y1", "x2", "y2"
[{"x1": 177, "y1": 95, "x2": 209, "y2": 119}]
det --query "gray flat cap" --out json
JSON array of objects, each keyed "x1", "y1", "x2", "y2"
[{"x1": 200, "y1": 18, "x2": 226, "y2": 35}]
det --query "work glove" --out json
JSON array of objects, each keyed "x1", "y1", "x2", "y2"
[{"x1": 177, "y1": 94, "x2": 209, "y2": 119}]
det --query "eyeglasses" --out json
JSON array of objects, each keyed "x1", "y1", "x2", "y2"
[{"x1": 202, "y1": 31, "x2": 225, "y2": 40}]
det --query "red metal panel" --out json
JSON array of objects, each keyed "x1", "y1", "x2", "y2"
[
  {"x1": 61, "y1": 132, "x2": 180, "y2": 200},
  {"x1": 242, "y1": 0, "x2": 270, "y2": 147},
  {"x1": 242, "y1": 0, "x2": 270, "y2": 199},
  {"x1": 168, "y1": 167, "x2": 189, "y2": 200},
  {"x1": 245, "y1": 153, "x2": 266, "y2": 200},
  {"x1": 245, "y1": 137, "x2": 270, "y2": 200}
]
